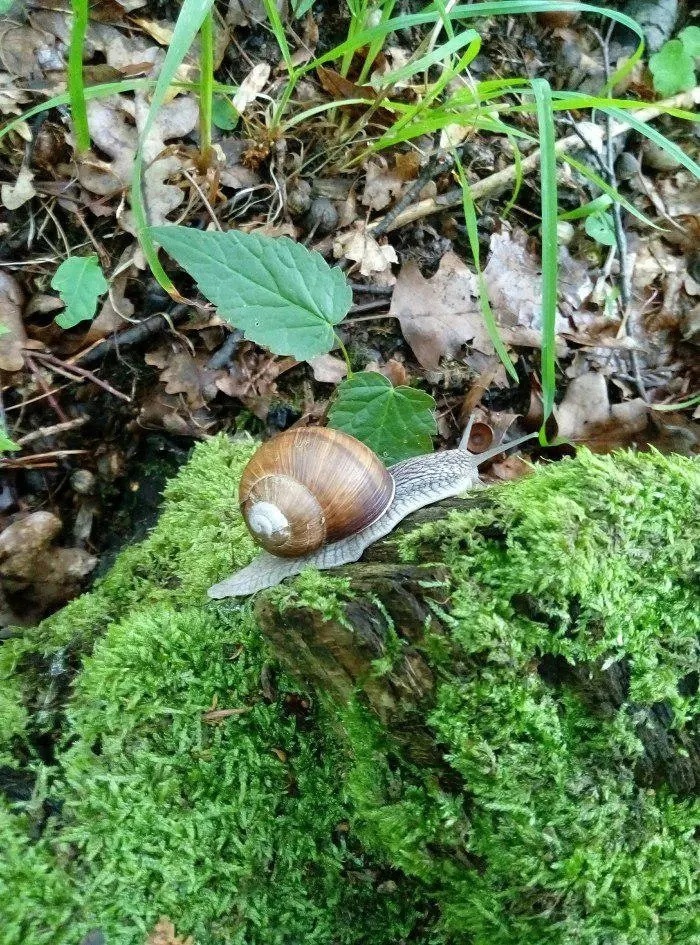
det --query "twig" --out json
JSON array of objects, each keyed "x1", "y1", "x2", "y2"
[
  {"x1": 71, "y1": 303, "x2": 192, "y2": 367},
  {"x1": 206, "y1": 329, "x2": 243, "y2": 369},
  {"x1": 372, "y1": 148, "x2": 454, "y2": 237},
  {"x1": 367, "y1": 88, "x2": 700, "y2": 234},
  {"x1": 31, "y1": 351, "x2": 131, "y2": 403},
  {"x1": 25, "y1": 354, "x2": 69, "y2": 423},
  {"x1": 16, "y1": 416, "x2": 88, "y2": 446}
]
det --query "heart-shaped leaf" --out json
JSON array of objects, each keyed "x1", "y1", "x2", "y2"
[
  {"x1": 51, "y1": 255, "x2": 109, "y2": 329},
  {"x1": 152, "y1": 226, "x2": 353, "y2": 360},
  {"x1": 328, "y1": 372, "x2": 436, "y2": 465}
]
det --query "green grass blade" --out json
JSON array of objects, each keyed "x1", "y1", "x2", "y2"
[
  {"x1": 601, "y1": 106, "x2": 700, "y2": 179},
  {"x1": 131, "y1": 0, "x2": 216, "y2": 296},
  {"x1": 262, "y1": 0, "x2": 295, "y2": 74},
  {"x1": 453, "y1": 150, "x2": 519, "y2": 382},
  {"x1": 560, "y1": 152, "x2": 659, "y2": 229},
  {"x1": 374, "y1": 28, "x2": 480, "y2": 88},
  {"x1": 199, "y1": 10, "x2": 215, "y2": 158},
  {"x1": 502, "y1": 133, "x2": 524, "y2": 219},
  {"x1": 68, "y1": 0, "x2": 90, "y2": 151},
  {"x1": 558, "y1": 194, "x2": 613, "y2": 221},
  {"x1": 531, "y1": 78, "x2": 558, "y2": 440}
]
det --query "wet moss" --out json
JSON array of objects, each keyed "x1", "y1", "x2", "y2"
[{"x1": 1, "y1": 439, "x2": 698, "y2": 945}]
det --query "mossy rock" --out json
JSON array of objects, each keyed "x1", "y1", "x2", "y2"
[{"x1": 0, "y1": 436, "x2": 698, "y2": 945}]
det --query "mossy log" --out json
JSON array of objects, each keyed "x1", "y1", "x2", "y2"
[
  {"x1": 1, "y1": 437, "x2": 698, "y2": 945},
  {"x1": 257, "y1": 495, "x2": 700, "y2": 795}
]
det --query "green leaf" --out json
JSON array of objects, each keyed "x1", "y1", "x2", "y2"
[
  {"x1": 0, "y1": 425, "x2": 20, "y2": 453},
  {"x1": 328, "y1": 372, "x2": 437, "y2": 466},
  {"x1": 679, "y1": 25, "x2": 700, "y2": 59},
  {"x1": 151, "y1": 226, "x2": 353, "y2": 360},
  {"x1": 212, "y1": 94, "x2": 239, "y2": 130},
  {"x1": 585, "y1": 210, "x2": 616, "y2": 246},
  {"x1": 291, "y1": 0, "x2": 315, "y2": 17},
  {"x1": 649, "y1": 40, "x2": 695, "y2": 97},
  {"x1": 51, "y1": 255, "x2": 109, "y2": 329}
]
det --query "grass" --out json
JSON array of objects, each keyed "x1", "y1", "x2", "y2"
[{"x1": 67, "y1": 0, "x2": 90, "y2": 151}]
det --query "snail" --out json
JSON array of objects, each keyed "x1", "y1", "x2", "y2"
[{"x1": 209, "y1": 425, "x2": 536, "y2": 599}]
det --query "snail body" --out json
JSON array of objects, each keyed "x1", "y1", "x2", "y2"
[{"x1": 209, "y1": 426, "x2": 535, "y2": 599}]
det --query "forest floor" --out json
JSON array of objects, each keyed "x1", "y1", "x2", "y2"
[{"x1": 0, "y1": 0, "x2": 698, "y2": 629}]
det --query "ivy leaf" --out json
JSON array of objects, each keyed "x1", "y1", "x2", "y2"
[
  {"x1": 152, "y1": 226, "x2": 353, "y2": 360},
  {"x1": 328, "y1": 372, "x2": 437, "y2": 465},
  {"x1": 0, "y1": 425, "x2": 20, "y2": 453},
  {"x1": 51, "y1": 256, "x2": 109, "y2": 329},
  {"x1": 679, "y1": 26, "x2": 700, "y2": 59},
  {"x1": 585, "y1": 211, "x2": 616, "y2": 247},
  {"x1": 649, "y1": 39, "x2": 695, "y2": 97}
]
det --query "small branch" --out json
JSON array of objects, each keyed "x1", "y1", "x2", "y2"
[
  {"x1": 72, "y1": 303, "x2": 192, "y2": 368},
  {"x1": 15, "y1": 416, "x2": 88, "y2": 447},
  {"x1": 31, "y1": 351, "x2": 131, "y2": 403}
]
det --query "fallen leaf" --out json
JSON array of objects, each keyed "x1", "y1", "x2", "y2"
[
  {"x1": 361, "y1": 157, "x2": 405, "y2": 211},
  {"x1": 555, "y1": 372, "x2": 610, "y2": 440},
  {"x1": 1, "y1": 165, "x2": 36, "y2": 210},
  {"x1": 307, "y1": 353, "x2": 346, "y2": 383},
  {"x1": 232, "y1": 63, "x2": 270, "y2": 113},
  {"x1": 0, "y1": 22, "x2": 47, "y2": 77},
  {"x1": 0, "y1": 271, "x2": 26, "y2": 372},
  {"x1": 77, "y1": 92, "x2": 198, "y2": 229},
  {"x1": 333, "y1": 223, "x2": 398, "y2": 278},
  {"x1": 394, "y1": 151, "x2": 421, "y2": 180},
  {"x1": 483, "y1": 228, "x2": 566, "y2": 332},
  {"x1": 145, "y1": 917, "x2": 193, "y2": 945},
  {"x1": 390, "y1": 252, "x2": 494, "y2": 370}
]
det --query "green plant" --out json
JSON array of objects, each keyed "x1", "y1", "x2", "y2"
[
  {"x1": 152, "y1": 225, "x2": 436, "y2": 462},
  {"x1": 50, "y1": 255, "x2": 109, "y2": 329},
  {"x1": 650, "y1": 26, "x2": 700, "y2": 97},
  {"x1": 68, "y1": 0, "x2": 89, "y2": 151},
  {"x1": 0, "y1": 424, "x2": 20, "y2": 454}
]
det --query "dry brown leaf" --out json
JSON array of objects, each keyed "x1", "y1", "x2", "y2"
[
  {"x1": 333, "y1": 223, "x2": 398, "y2": 278},
  {"x1": 390, "y1": 252, "x2": 494, "y2": 370},
  {"x1": 232, "y1": 62, "x2": 271, "y2": 113},
  {"x1": 0, "y1": 21, "x2": 48, "y2": 77},
  {"x1": 1, "y1": 165, "x2": 36, "y2": 210},
  {"x1": 78, "y1": 92, "x2": 197, "y2": 229},
  {"x1": 555, "y1": 372, "x2": 610, "y2": 440},
  {"x1": 145, "y1": 917, "x2": 193, "y2": 945},
  {"x1": 361, "y1": 157, "x2": 405, "y2": 211},
  {"x1": 394, "y1": 151, "x2": 421, "y2": 181},
  {"x1": 482, "y1": 228, "x2": 566, "y2": 332},
  {"x1": 308, "y1": 353, "x2": 347, "y2": 384},
  {"x1": 145, "y1": 347, "x2": 218, "y2": 410},
  {"x1": 289, "y1": 12, "x2": 319, "y2": 68},
  {"x1": 0, "y1": 270, "x2": 26, "y2": 373}
]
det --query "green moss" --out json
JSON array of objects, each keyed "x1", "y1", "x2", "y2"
[
  {"x1": 1, "y1": 441, "x2": 698, "y2": 945},
  {"x1": 0, "y1": 435, "x2": 425, "y2": 945},
  {"x1": 340, "y1": 449, "x2": 700, "y2": 944}
]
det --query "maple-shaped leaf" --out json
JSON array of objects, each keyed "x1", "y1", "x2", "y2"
[{"x1": 52, "y1": 256, "x2": 109, "y2": 329}]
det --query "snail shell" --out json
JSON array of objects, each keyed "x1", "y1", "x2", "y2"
[{"x1": 239, "y1": 427, "x2": 395, "y2": 557}]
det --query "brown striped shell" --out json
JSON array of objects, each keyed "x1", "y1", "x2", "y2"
[{"x1": 239, "y1": 427, "x2": 395, "y2": 557}]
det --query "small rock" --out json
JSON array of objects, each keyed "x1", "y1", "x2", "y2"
[
  {"x1": 71, "y1": 469, "x2": 96, "y2": 495},
  {"x1": 286, "y1": 178, "x2": 312, "y2": 218},
  {"x1": 557, "y1": 221, "x2": 575, "y2": 246},
  {"x1": 615, "y1": 151, "x2": 640, "y2": 181},
  {"x1": 305, "y1": 196, "x2": 338, "y2": 235}
]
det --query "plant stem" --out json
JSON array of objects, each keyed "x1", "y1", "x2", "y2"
[{"x1": 334, "y1": 334, "x2": 353, "y2": 378}]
